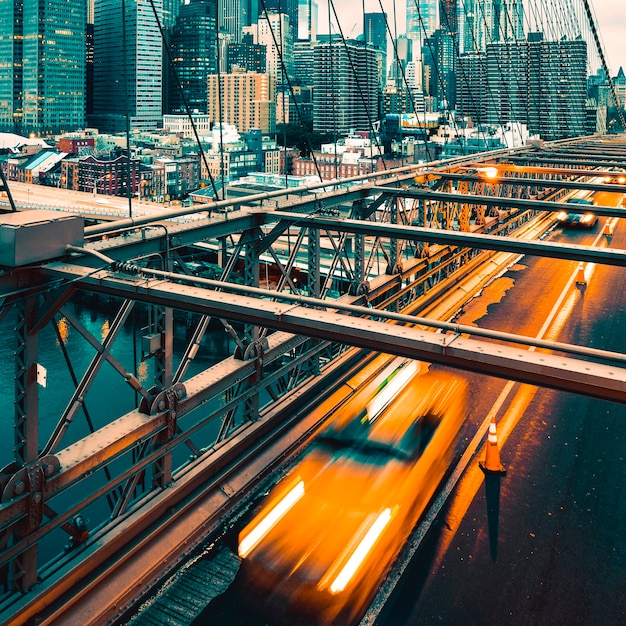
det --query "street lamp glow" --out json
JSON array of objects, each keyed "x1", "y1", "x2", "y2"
[
  {"x1": 481, "y1": 166, "x2": 498, "y2": 179},
  {"x1": 93, "y1": 173, "x2": 112, "y2": 197}
]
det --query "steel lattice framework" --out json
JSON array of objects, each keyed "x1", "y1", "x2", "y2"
[{"x1": 1, "y1": 136, "x2": 626, "y2": 623}]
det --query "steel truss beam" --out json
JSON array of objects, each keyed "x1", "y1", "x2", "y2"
[
  {"x1": 269, "y1": 212, "x2": 626, "y2": 266},
  {"x1": 43, "y1": 262, "x2": 626, "y2": 404}
]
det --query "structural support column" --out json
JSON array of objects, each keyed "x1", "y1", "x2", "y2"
[
  {"x1": 307, "y1": 226, "x2": 321, "y2": 376},
  {"x1": 13, "y1": 297, "x2": 40, "y2": 591},
  {"x1": 353, "y1": 200, "x2": 368, "y2": 296},
  {"x1": 242, "y1": 229, "x2": 262, "y2": 421},
  {"x1": 153, "y1": 248, "x2": 174, "y2": 488}
]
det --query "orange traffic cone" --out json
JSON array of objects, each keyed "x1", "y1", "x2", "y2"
[
  {"x1": 603, "y1": 219, "x2": 613, "y2": 237},
  {"x1": 575, "y1": 263, "x2": 586, "y2": 285},
  {"x1": 479, "y1": 416, "x2": 506, "y2": 475}
]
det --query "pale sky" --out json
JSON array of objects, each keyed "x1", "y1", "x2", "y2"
[{"x1": 319, "y1": 1, "x2": 626, "y2": 74}]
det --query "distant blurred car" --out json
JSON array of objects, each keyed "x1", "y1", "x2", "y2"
[
  {"x1": 237, "y1": 362, "x2": 468, "y2": 626},
  {"x1": 556, "y1": 197, "x2": 598, "y2": 229},
  {"x1": 602, "y1": 169, "x2": 626, "y2": 184}
]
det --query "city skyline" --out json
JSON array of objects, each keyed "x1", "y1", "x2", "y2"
[{"x1": 321, "y1": 0, "x2": 626, "y2": 73}]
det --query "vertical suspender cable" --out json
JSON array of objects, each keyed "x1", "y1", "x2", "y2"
[
  {"x1": 149, "y1": 0, "x2": 219, "y2": 200},
  {"x1": 581, "y1": 0, "x2": 626, "y2": 129},
  {"x1": 121, "y1": 0, "x2": 133, "y2": 217},
  {"x1": 216, "y1": 3, "x2": 226, "y2": 199}
]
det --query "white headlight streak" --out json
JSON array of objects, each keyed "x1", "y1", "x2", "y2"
[
  {"x1": 366, "y1": 361, "x2": 420, "y2": 421},
  {"x1": 329, "y1": 508, "x2": 393, "y2": 594},
  {"x1": 238, "y1": 480, "x2": 305, "y2": 558}
]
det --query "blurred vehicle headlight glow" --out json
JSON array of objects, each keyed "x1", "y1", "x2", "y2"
[
  {"x1": 328, "y1": 508, "x2": 393, "y2": 594},
  {"x1": 366, "y1": 361, "x2": 420, "y2": 421},
  {"x1": 556, "y1": 211, "x2": 568, "y2": 221},
  {"x1": 238, "y1": 480, "x2": 305, "y2": 558}
]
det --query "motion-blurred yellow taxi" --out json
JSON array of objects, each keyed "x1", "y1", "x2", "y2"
[{"x1": 237, "y1": 361, "x2": 468, "y2": 625}]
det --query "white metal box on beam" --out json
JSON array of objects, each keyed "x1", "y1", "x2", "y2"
[{"x1": 0, "y1": 210, "x2": 84, "y2": 267}]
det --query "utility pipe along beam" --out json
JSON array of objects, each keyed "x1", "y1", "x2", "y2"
[{"x1": 508, "y1": 155, "x2": 626, "y2": 169}]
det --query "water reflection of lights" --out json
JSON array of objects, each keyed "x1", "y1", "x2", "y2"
[
  {"x1": 101, "y1": 319, "x2": 110, "y2": 342},
  {"x1": 426, "y1": 237, "x2": 604, "y2": 574},
  {"x1": 56, "y1": 317, "x2": 69, "y2": 345}
]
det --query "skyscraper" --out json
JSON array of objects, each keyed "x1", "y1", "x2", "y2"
[
  {"x1": 494, "y1": 0, "x2": 524, "y2": 42},
  {"x1": 91, "y1": 0, "x2": 163, "y2": 133},
  {"x1": 0, "y1": 0, "x2": 86, "y2": 135},
  {"x1": 167, "y1": 0, "x2": 218, "y2": 114},
  {"x1": 313, "y1": 40, "x2": 379, "y2": 134},
  {"x1": 220, "y1": 0, "x2": 260, "y2": 41},
  {"x1": 364, "y1": 13, "x2": 388, "y2": 116},
  {"x1": 458, "y1": 33, "x2": 587, "y2": 140},
  {"x1": 297, "y1": 0, "x2": 318, "y2": 41},
  {"x1": 462, "y1": 0, "x2": 524, "y2": 53},
  {"x1": 261, "y1": 0, "x2": 298, "y2": 31},
  {"x1": 406, "y1": 0, "x2": 438, "y2": 58},
  {"x1": 439, "y1": 0, "x2": 458, "y2": 34},
  {"x1": 256, "y1": 11, "x2": 294, "y2": 85}
]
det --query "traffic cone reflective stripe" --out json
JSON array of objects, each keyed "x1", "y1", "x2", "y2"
[
  {"x1": 479, "y1": 416, "x2": 506, "y2": 475},
  {"x1": 575, "y1": 263, "x2": 586, "y2": 285}
]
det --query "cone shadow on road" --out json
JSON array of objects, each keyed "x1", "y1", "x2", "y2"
[{"x1": 484, "y1": 473, "x2": 503, "y2": 561}]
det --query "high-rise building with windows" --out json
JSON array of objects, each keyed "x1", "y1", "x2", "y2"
[
  {"x1": 364, "y1": 13, "x2": 388, "y2": 89},
  {"x1": 220, "y1": 0, "x2": 260, "y2": 42},
  {"x1": 91, "y1": 0, "x2": 163, "y2": 133},
  {"x1": 406, "y1": 0, "x2": 438, "y2": 58},
  {"x1": 0, "y1": 0, "x2": 86, "y2": 135},
  {"x1": 297, "y1": 0, "x2": 318, "y2": 41},
  {"x1": 256, "y1": 11, "x2": 294, "y2": 85},
  {"x1": 422, "y1": 29, "x2": 456, "y2": 110},
  {"x1": 261, "y1": 0, "x2": 298, "y2": 32},
  {"x1": 313, "y1": 40, "x2": 379, "y2": 134},
  {"x1": 167, "y1": 0, "x2": 218, "y2": 114},
  {"x1": 227, "y1": 33, "x2": 267, "y2": 74},
  {"x1": 462, "y1": 0, "x2": 524, "y2": 53},
  {"x1": 458, "y1": 33, "x2": 587, "y2": 140},
  {"x1": 494, "y1": 0, "x2": 524, "y2": 42},
  {"x1": 439, "y1": 0, "x2": 458, "y2": 34},
  {"x1": 207, "y1": 70, "x2": 276, "y2": 134}
]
